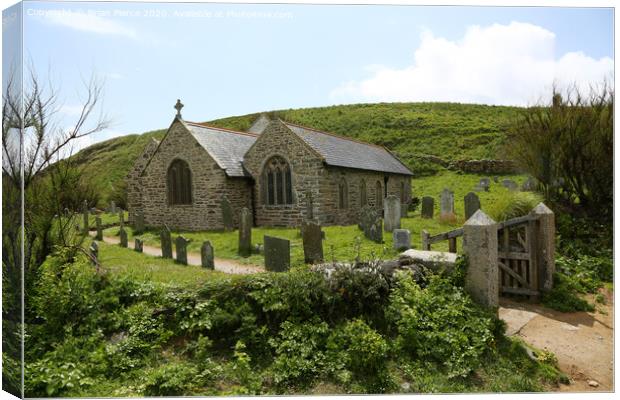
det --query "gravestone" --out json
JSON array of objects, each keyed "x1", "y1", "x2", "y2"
[
  {"x1": 383, "y1": 195, "x2": 401, "y2": 232},
  {"x1": 160, "y1": 226, "x2": 173, "y2": 259},
  {"x1": 264, "y1": 235, "x2": 290, "y2": 272},
  {"x1": 301, "y1": 220, "x2": 324, "y2": 264},
  {"x1": 110, "y1": 200, "x2": 116, "y2": 214},
  {"x1": 82, "y1": 200, "x2": 89, "y2": 234},
  {"x1": 493, "y1": 176, "x2": 499, "y2": 183},
  {"x1": 134, "y1": 211, "x2": 145, "y2": 234},
  {"x1": 502, "y1": 179, "x2": 518, "y2": 191},
  {"x1": 238, "y1": 207, "x2": 252, "y2": 257},
  {"x1": 95, "y1": 216, "x2": 103, "y2": 240},
  {"x1": 89, "y1": 241, "x2": 98, "y2": 265},
  {"x1": 358, "y1": 206, "x2": 383, "y2": 243},
  {"x1": 134, "y1": 238, "x2": 143, "y2": 253},
  {"x1": 201, "y1": 241, "x2": 214, "y2": 269},
  {"x1": 118, "y1": 210, "x2": 125, "y2": 228},
  {"x1": 369, "y1": 219, "x2": 383, "y2": 243},
  {"x1": 305, "y1": 190, "x2": 314, "y2": 220},
  {"x1": 119, "y1": 227, "x2": 128, "y2": 248},
  {"x1": 479, "y1": 178, "x2": 490, "y2": 192},
  {"x1": 175, "y1": 236, "x2": 190, "y2": 265},
  {"x1": 464, "y1": 192, "x2": 481, "y2": 220},
  {"x1": 393, "y1": 229, "x2": 411, "y2": 251},
  {"x1": 440, "y1": 189, "x2": 455, "y2": 217},
  {"x1": 421, "y1": 196, "x2": 434, "y2": 219},
  {"x1": 521, "y1": 177, "x2": 536, "y2": 191},
  {"x1": 221, "y1": 196, "x2": 234, "y2": 231}
]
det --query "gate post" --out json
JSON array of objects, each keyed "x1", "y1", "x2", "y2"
[
  {"x1": 531, "y1": 203, "x2": 555, "y2": 291},
  {"x1": 463, "y1": 210, "x2": 498, "y2": 309}
]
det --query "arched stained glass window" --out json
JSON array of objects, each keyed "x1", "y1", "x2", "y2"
[
  {"x1": 167, "y1": 159, "x2": 192, "y2": 205},
  {"x1": 263, "y1": 156, "x2": 293, "y2": 205}
]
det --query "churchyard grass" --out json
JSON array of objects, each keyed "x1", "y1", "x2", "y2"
[{"x1": 88, "y1": 210, "x2": 129, "y2": 228}]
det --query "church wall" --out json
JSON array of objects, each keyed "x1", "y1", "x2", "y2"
[
  {"x1": 126, "y1": 138, "x2": 160, "y2": 223},
  {"x1": 136, "y1": 120, "x2": 252, "y2": 231}
]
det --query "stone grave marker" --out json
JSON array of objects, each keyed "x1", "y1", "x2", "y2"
[
  {"x1": 521, "y1": 177, "x2": 536, "y2": 191},
  {"x1": 134, "y1": 238, "x2": 143, "y2": 253},
  {"x1": 119, "y1": 227, "x2": 128, "y2": 248},
  {"x1": 221, "y1": 196, "x2": 234, "y2": 231},
  {"x1": 95, "y1": 216, "x2": 103, "y2": 240},
  {"x1": 176, "y1": 236, "x2": 190, "y2": 265},
  {"x1": 393, "y1": 229, "x2": 411, "y2": 251},
  {"x1": 383, "y1": 195, "x2": 401, "y2": 232},
  {"x1": 369, "y1": 219, "x2": 383, "y2": 243},
  {"x1": 479, "y1": 178, "x2": 491, "y2": 192},
  {"x1": 238, "y1": 207, "x2": 252, "y2": 257},
  {"x1": 440, "y1": 189, "x2": 455, "y2": 217},
  {"x1": 89, "y1": 241, "x2": 98, "y2": 265},
  {"x1": 201, "y1": 241, "x2": 214, "y2": 269},
  {"x1": 421, "y1": 196, "x2": 434, "y2": 219},
  {"x1": 493, "y1": 176, "x2": 499, "y2": 183},
  {"x1": 502, "y1": 179, "x2": 518, "y2": 191},
  {"x1": 134, "y1": 211, "x2": 145, "y2": 234},
  {"x1": 464, "y1": 192, "x2": 481, "y2": 220},
  {"x1": 264, "y1": 235, "x2": 290, "y2": 272},
  {"x1": 358, "y1": 206, "x2": 383, "y2": 243},
  {"x1": 301, "y1": 220, "x2": 324, "y2": 264},
  {"x1": 160, "y1": 226, "x2": 173, "y2": 259}
]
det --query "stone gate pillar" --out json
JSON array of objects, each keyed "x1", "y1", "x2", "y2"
[
  {"x1": 463, "y1": 210, "x2": 498, "y2": 309},
  {"x1": 531, "y1": 203, "x2": 555, "y2": 291}
]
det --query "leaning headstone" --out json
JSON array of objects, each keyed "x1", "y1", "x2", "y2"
[
  {"x1": 464, "y1": 192, "x2": 481, "y2": 221},
  {"x1": 440, "y1": 189, "x2": 455, "y2": 217},
  {"x1": 238, "y1": 207, "x2": 252, "y2": 257},
  {"x1": 301, "y1": 220, "x2": 324, "y2": 264},
  {"x1": 134, "y1": 211, "x2": 145, "y2": 234},
  {"x1": 264, "y1": 235, "x2": 291, "y2": 272},
  {"x1": 393, "y1": 229, "x2": 411, "y2": 251},
  {"x1": 119, "y1": 227, "x2": 128, "y2": 248},
  {"x1": 118, "y1": 209, "x2": 125, "y2": 228},
  {"x1": 358, "y1": 206, "x2": 383, "y2": 243},
  {"x1": 383, "y1": 195, "x2": 401, "y2": 232},
  {"x1": 95, "y1": 216, "x2": 103, "y2": 240},
  {"x1": 82, "y1": 200, "x2": 89, "y2": 234},
  {"x1": 421, "y1": 196, "x2": 434, "y2": 219},
  {"x1": 89, "y1": 241, "x2": 98, "y2": 265},
  {"x1": 175, "y1": 236, "x2": 190, "y2": 265},
  {"x1": 502, "y1": 179, "x2": 518, "y2": 191},
  {"x1": 134, "y1": 238, "x2": 143, "y2": 253},
  {"x1": 110, "y1": 201, "x2": 116, "y2": 214},
  {"x1": 221, "y1": 196, "x2": 234, "y2": 231},
  {"x1": 160, "y1": 226, "x2": 173, "y2": 259},
  {"x1": 368, "y1": 218, "x2": 383, "y2": 243},
  {"x1": 201, "y1": 241, "x2": 215, "y2": 269}
]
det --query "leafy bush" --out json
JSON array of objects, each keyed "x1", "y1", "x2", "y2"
[
  {"x1": 326, "y1": 319, "x2": 388, "y2": 376},
  {"x1": 541, "y1": 273, "x2": 594, "y2": 313},
  {"x1": 486, "y1": 191, "x2": 542, "y2": 221},
  {"x1": 143, "y1": 363, "x2": 199, "y2": 396},
  {"x1": 387, "y1": 272, "x2": 501, "y2": 378}
]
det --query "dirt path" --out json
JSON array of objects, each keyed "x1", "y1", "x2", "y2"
[
  {"x1": 499, "y1": 289, "x2": 613, "y2": 392},
  {"x1": 92, "y1": 233, "x2": 264, "y2": 275}
]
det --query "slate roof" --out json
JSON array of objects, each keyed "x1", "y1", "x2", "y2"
[
  {"x1": 283, "y1": 122, "x2": 413, "y2": 176},
  {"x1": 184, "y1": 121, "x2": 257, "y2": 177}
]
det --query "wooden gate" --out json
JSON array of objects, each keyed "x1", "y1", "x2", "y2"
[{"x1": 497, "y1": 215, "x2": 540, "y2": 300}]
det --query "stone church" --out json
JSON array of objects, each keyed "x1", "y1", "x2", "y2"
[{"x1": 126, "y1": 101, "x2": 413, "y2": 230}]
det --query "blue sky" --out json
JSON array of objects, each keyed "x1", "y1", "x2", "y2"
[{"x1": 4, "y1": 1, "x2": 615, "y2": 147}]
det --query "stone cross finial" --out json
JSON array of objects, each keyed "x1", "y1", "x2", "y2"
[{"x1": 174, "y1": 99, "x2": 184, "y2": 119}]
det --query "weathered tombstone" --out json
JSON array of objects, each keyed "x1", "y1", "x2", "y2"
[
  {"x1": 368, "y1": 218, "x2": 383, "y2": 243},
  {"x1": 393, "y1": 229, "x2": 411, "y2": 251},
  {"x1": 421, "y1": 196, "x2": 434, "y2": 219},
  {"x1": 301, "y1": 220, "x2": 324, "y2": 264},
  {"x1": 160, "y1": 226, "x2": 173, "y2": 259},
  {"x1": 221, "y1": 196, "x2": 234, "y2": 231},
  {"x1": 464, "y1": 192, "x2": 481, "y2": 221},
  {"x1": 479, "y1": 178, "x2": 491, "y2": 192},
  {"x1": 264, "y1": 235, "x2": 290, "y2": 272},
  {"x1": 383, "y1": 195, "x2": 401, "y2": 232},
  {"x1": 238, "y1": 207, "x2": 252, "y2": 257},
  {"x1": 463, "y1": 210, "x2": 498, "y2": 308},
  {"x1": 119, "y1": 227, "x2": 128, "y2": 248},
  {"x1": 358, "y1": 206, "x2": 383, "y2": 243},
  {"x1": 305, "y1": 190, "x2": 314, "y2": 220},
  {"x1": 110, "y1": 201, "x2": 116, "y2": 214},
  {"x1": 201, "y1": 241, "x2": 215, "y2": 269},
  {"x1": 493, "y1": 176, "x2": 499, "y2": 183},
  {"x1": 502, "y1": 179, "x2": 518, "y2": 191},
  {"x1": 133, "y1": 211, "x2": 145, "y2": 234},
  {"x1": 175, "y1": 236, "x2": 190, "y2": 265},
  {"x1": 134, "y1": 238, "x2": 143, "y2": 253},
  {"x1": 118, "y1": 209, "x2": 125, "y2": 229},
  {"x1": 440, "y1": 188, "x2": 455, "y2": 217},
  {"x1": 82, "y1": 200, "x2": 89, "y2": 234},
  {"x1": 521, "y1": 177, "x2": 536, "y2": 191},
  {"x1": 95, "y1": 216, "x2": 103, "y2": 240},
  {"x1": 89, "y1": 241, "x2": 98, "y2": 265}
]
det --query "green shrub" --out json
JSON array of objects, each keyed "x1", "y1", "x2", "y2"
[
  {"x1": 486, "y1": 191, "x2": 542, "y2": 221},
  {"x1": 326, "y1": 319, "x2": 388, "y2": 376},
  {"x1": 541, "y1": 273, "x2": 594, "y2": 313},
  {"x1": 143, "y1": 363, "x2": 199, "y2": 396}
]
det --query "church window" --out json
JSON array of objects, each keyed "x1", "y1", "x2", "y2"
[
  {"x1": 360, "y1": 179, "x2": 367, "y2": 206},
  {"x1": 167, "y1": 159, "x2": 192, "y2": 205},
  {"x1": 263, "y1": 156, "x2": 293, "y2": 205},
  {"x1": 338, "y1": 178, "x2": 348, "y2": 209},
  {"x1": 375, "y1": 180, "x2": 383, "y2": 208}
]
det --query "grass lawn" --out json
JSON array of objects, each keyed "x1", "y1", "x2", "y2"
[{"x1": 88, "y1": 210, "x2": 128, "y2": 228}]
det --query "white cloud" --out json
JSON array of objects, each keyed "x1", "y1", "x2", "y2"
[
  {"x1": 330, "y1": 22, "x2": 613, "y2": 106},
  {"x1": 43, "y1": 11, "x2": 137, "y2": 39}
]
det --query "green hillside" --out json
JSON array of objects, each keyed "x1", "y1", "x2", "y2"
[{"x1": 73, "y1": 102, "x2": 521, "y2": 207}]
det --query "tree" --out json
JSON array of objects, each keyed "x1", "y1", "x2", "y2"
[{"x1": 506, "y1": 83, "x2": 613, "y2": 219}]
